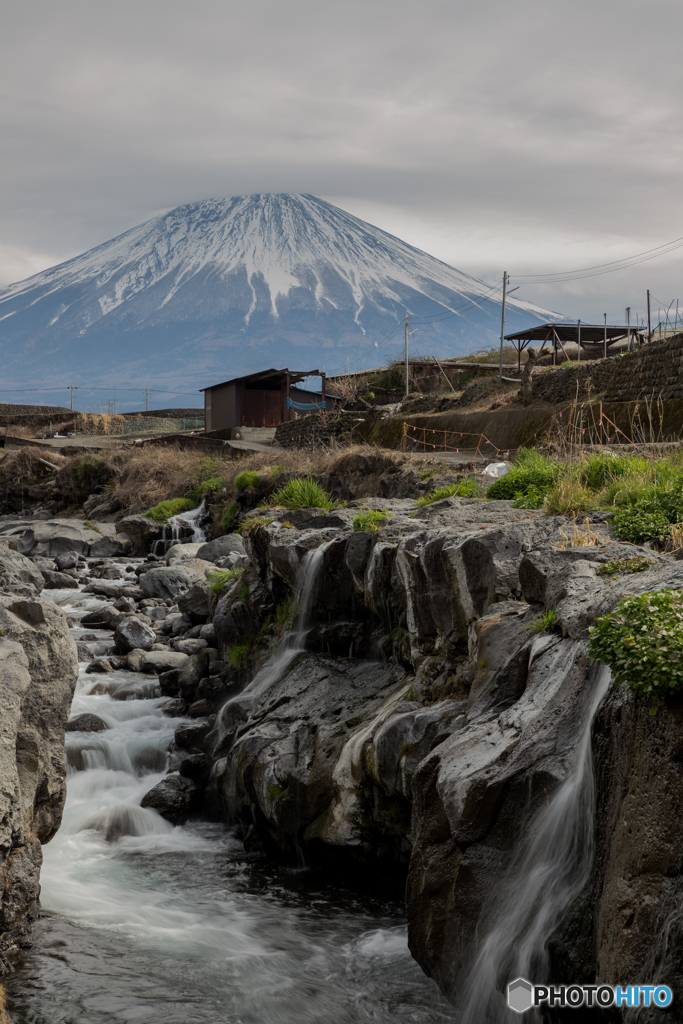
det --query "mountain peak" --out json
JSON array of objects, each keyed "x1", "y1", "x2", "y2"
[{"x1": 0, "y1": 194, "x2": 557, "y2": 393}]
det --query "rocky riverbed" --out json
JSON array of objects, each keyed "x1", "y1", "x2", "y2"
[{"x1": 2, "y1": 497, "x2": 683, "y2": 1021}]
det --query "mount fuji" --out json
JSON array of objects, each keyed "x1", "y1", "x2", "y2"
[{"x1": 0, "y1": 194, "x2": 558, "y2": 402}]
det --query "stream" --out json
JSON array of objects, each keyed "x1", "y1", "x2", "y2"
[{"x1": 6, "y1": 567, "x2": 456, "y2": 1024}]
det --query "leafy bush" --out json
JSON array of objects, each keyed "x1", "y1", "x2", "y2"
[
  {"x1": 611, "y1": 508, "x2": 671, "y2": 546},
  {"x1": 588, "y1": 590, "x2": 683, "y2": 694},
  {"x1": 353, "y1": 509, "x2": 389, "y2": 532},
  {"x1": 206, "y1": 567, "x2": 242, "y2": 594},
  {"x1": 512, "y1": 486, "x2": 547, "y2": 509},
  {"x1": 416, "y1": 478, "x2": 479, "y2": 507},
  {"x1": 235, "y1": 470, "x2": 263, "y2": 493},
  {"x1": 269, "y1": 476, "x2": 336, "y2": 510},
  {"x1": 486, "y1": 450, "x2": 557, "y2": 502},
  {"x1": 145, "y1": 497, "x2": 196, "y2": 522}
]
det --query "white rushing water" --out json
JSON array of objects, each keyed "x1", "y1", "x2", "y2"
[
  {"x1": 8, "y1": 561, "x2": 455, "y2": 1024},
  {"x1": 456, "y1": 664, "x2": 612, "y2": 1024}
]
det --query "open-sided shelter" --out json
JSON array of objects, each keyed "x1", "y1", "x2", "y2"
[{"x1": 504, "y1": 323, "x2": 646, "y2": 368}]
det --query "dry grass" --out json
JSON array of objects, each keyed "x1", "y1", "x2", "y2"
[
  {"x1": 0, "y1": 446, "x2": 70, "y2": 479},
  {"x1": 77, "y1": 413, "x2": 126, "y2": 435},
  {"x1": 554, "y1": 517, "x2": 609, "y2": 549},
  {"x1": 104, "y1": 443, "x2": 406, "y2": 514}
]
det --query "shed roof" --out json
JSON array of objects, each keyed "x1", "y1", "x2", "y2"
[
  {"x1": 200, "y1": 368, "x2": 323, "y2": 392},
  {"x1": 504, "y1": 323, "x2": 646, "y2": 344}
]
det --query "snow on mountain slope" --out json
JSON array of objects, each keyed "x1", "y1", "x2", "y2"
[{"x1": 0, "y1": 194, "x2": 559, "y2": 394}]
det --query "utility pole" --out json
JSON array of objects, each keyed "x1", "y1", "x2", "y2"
[
  {"x1": 68, "y1": 385, "x2": 77, "y2": 411},
  {"x1": 626, "y1": 307, "x2": 631, "y2": 352},
  {"x1": 404, "y1": 313, "x2": 418, "y2": 396},
  {"x1": 577, "y1": 319, "x2": 581, "y2": 362},
  {"x1": 647, "y1": 289, "x2": 652, "y2": 344},
  {"x1": 499, "y1": 272, "x2": 508, "y2": 381},
  {"x1": 603, "y1": 314, "x2": 607, "y2": 359},
  {"x1": 145, "y1": 387, "x2": 149, "y2": 413}
]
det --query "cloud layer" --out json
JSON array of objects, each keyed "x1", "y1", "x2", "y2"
[{"x1": 2, "y1": 0, "x2": 683, "y2": 326}]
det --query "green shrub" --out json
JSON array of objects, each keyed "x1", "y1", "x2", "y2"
[
  {"x1": 486, "y1": 450, "x2": 558, "y2": 502},
  {"x1": 235, "y1": 470, "x2": 263, "y2": 493},
  {"x1": 596, "y1": 557, "x2": 655, "y2": 576},
  {"x1": 512, "y1": 486, "x2": 547, "y2": 509},
  {"x1": 191, "y1": 476, "x2": 224, "y2": 502},
  {"x1": 588, "y1": 589, "x2": 683, "y2": 694},
  {"x1": 222, "y1": 501, "x2": 240, "y2": 531},
  {"x1": 269, "y1": 476, "x2": 336, "y2": 510},
  {"x1": 611, "y1": 508, "x2": 671, "y2": 546},
  {"x1": 527, "y1": 608, "x2": 557, "y2": 633},
  {"x1": 353, "y1": 509, "x2": 389, "y2": 532},
  {"x1": 416, "y1": 478, "x2": 479, "y2": 508},
  {"x1": 206, "y1": 567, "x2": 242, "y2": 594},
  {"x1": 145, "y1": 497, "x2": 196, "y2": 522}
]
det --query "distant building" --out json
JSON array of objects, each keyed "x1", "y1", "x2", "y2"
[{"x1": 200, "y1": 368, "x2": 341, "y2": 432}]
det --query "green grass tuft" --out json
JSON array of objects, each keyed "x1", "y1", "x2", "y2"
[
  {"x1": 206, "y1": 567, "x2": 242, "y2": 594},
  {"x1": 416, "y1": 478, "x2": 479, "y2": 507},
  {"x1": 352, "y1": 509, "x2": 389, "y2": 532},
  {"x1": 269, "y1": 476, "x2": 336, "y2": 510},
  {"x1": 235, "y1": 470, "x2": 263, "y2": 493},
  {"x1": 221, "y1": 501, "x2": 240, "y2": 532},
  {"x1": 527, "y1": 607, "x2": 557, "y2": 633}
]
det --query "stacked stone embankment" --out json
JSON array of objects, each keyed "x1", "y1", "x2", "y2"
[{"x1": 530, "y1": 333, "x2": 683, "y2": 404}]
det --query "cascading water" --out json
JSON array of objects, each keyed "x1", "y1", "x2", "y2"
[
  {"x1": 6, "y1": 553, "x2": 454, "y2": 1024},
  {"x1": 455, "y1": 664, "x2": 612, "y2": 1024},
  {"x1": 153, "y1": 500, "x2": 208, "y2": 555}
]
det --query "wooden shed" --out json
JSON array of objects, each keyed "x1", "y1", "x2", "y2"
[{"x1": 200, "y1": 368, "x2": 340, "y2": 432}]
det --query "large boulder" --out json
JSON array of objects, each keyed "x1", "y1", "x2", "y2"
[
  {"x1": 197, "y1": 535, "x2": 245, "y2": 563},
  {"x1": 80, "y1": 604, "x2": 124, "y2": 630},
  {"x1": 0, "y1": 548, "x2": 45, "y2": 597},
  {"x1": 40, "y1": 568, "x2": 79, "y2": 590},
  {"x1": 177, "y1": 581, "x2": 212, "y2": 623},
  {"x1": 3, "y1": 518, "x2": 131, "y2": 558},
  {"x1": 113, "y1": 617, "x2": 157, "y2": 654},
  {"x1": 140, "y1": 563, "x2": 209, "y2": 601},
  {"x1": 0, "y1": 596, "x2": 78, "y2": 948},
  {"x1": 140, "y1": 773, "x2": 199, "y2": 824},
  {"x1": 115, "y1": 515, "x2": 164, "y2": 556},
  {"x1": 140, "y1": 650, "x2": 190, "y2": 675},
  {"x1": 164, "y1": 543, "x2": 203, "y2": 564}
]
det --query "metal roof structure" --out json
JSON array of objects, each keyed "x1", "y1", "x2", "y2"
[{"x1": 504, "y1": 323, "x2": 645, "y2": 344}]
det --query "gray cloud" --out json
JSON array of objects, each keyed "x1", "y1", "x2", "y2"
[{"x1": 2, "y1": 0, "x2": 683, "y2": 324}]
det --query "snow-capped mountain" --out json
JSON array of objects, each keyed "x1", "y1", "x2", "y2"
[{"x1": 0, "y1": 194, "x2": 558, "y2": 399}]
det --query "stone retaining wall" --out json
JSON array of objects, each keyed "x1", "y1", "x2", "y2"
[
  {"x1": 530, "y1": 334, "x2": 683, "y2": 404},
  {"x1": 274, "y1": 412, "x2": 360, "y2": 448}
]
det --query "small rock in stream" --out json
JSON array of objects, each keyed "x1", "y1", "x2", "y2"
[
  {"x1": 114, "y1": 617, "x2": 156, "y2": 654},
  {"x1": 66, "y1": 713, "x2": 109, "y2": 733},
  {"x1": 140, "y1": 773, "x2": 199, "y2": 824},
  {"x1": 85, "y1": 658, "x2": 115, "y2": 674}
]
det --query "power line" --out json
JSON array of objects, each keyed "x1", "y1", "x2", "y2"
[{"x1": 514, "y1": 234, "x2": 683, "y2": 284}]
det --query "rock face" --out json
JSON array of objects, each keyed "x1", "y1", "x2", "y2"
[
  {"x1": 0, "y1": 547, "x2": 45, "y2": 597},
  {"x1": 0, "y1": 592, "x2": 78, "y2": 960},
  {"x1": 189, "y1": 499, "x2": 683, "y2": 1014}
]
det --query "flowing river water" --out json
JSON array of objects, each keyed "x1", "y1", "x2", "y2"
[{"x1": 6, "y1": 569, "x2": 456, "y2": 1024}]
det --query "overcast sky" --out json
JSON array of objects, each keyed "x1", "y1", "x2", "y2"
[{"x1": 2, "y1": 0, "x2": 683, "y2": 326}]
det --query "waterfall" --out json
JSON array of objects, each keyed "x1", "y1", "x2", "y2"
[
  {"x1": 456, "y1": 664, "x2": 612, "y2": 1024},
  {"x1": 212, "y1": 538, "x2": 333, "y2": 743},
  {"x1": 153, "y1": 500, "x2": 208, "y2": 555}
]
